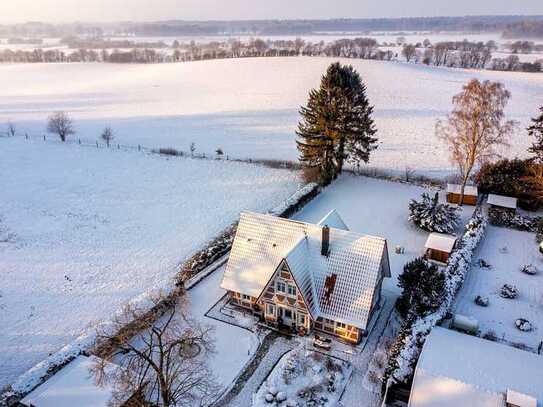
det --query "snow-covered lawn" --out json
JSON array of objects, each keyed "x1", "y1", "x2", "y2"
[
  {"x1": 186, "y1": 265, "x2": 258, "y2": 388},
  {"x1": 454, "y1": 225, "x2": 543, "y2": 349},
  {"x1": 0, "y1": 57, "x2": 538, "y2": 176},
  {"x1": 254, "y1": 347, "x2": 351, "y2": 407},
  {"x1": 294, "y1": 175, "x2": 450, "y2": 293},
  {"x1": 0, "y1": 137, "x2": 300, "y2": 388}
]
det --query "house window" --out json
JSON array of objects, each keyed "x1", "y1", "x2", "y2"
[
  {"x1": 284, "y1": 309, "x2": 293, "y2": 319},
  {"x1": 241, "y1": 294, "x2": 251, "y2": 301},
  {"x1": 276, "y1": 281, "x2": 286, "y2": 293},
  {"x1": 336, "y1": 322, "x2": 346, "y2": 329},
  {"x1": 298, "y1": 313, "x2": 306, "y2": 326},
  {"x1": 287, "y1": 284, "x2": 297, "y2": 296},
  {"x1": 266, "y1": 304, "x2": 275, "y2": 316}
]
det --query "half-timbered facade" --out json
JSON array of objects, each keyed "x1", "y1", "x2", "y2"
[{"x1": 221, "y1": 210, "x2": 391, "y2": 344}]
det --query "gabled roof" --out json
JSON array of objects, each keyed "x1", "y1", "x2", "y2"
[
  {"x1": 221, "y1": 211, "x2": 390, "y2": 329},
  {"x1": 317, "y1": 209, "x2": 349, "y2": 231},
  {"x1": 20, "y1": 355, "x2": 123, "y2": 407},
  {"x1": 424, "y1": 232, "x2": 456, "y2": 253},
  {"x1": 488, "y1": 194, "x2": 517, "y2": 209},
  {"x1": 447, "y1": 183, "x2": 478, "y2": 196},
  {"x1": 409, "y1": 327, "x2": 543, "y2": 407}
]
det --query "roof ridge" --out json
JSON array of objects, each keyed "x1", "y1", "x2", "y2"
[{"x1": 241, "y1": 211, "x2": 386, "y2": 242}]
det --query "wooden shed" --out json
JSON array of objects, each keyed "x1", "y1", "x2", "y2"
[
  {"x1": 424, "y1": 233, "x2": 457, "y2": 264},
  {"x1": 487, "y1": 194, "x2": 517, "y2": 213},
  {"x1": 446, "y1": 184, "x2": 478, "y2": 205}
]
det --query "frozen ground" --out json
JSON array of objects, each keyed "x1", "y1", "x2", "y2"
[
  {"x1": 0, "y1": 57, "x2": 540, "y2": 177},
  {"x1": 454, "y1": 225, "x2": 543, "y2": 349},
  {"x1": 0, "y1": 136, "x2": 300, "y2": 388}
]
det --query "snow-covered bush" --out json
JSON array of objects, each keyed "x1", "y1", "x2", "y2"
[
  {"x1": 500, "y1": 284, "x2": 519, "y2": 299},
  {"x1": 515, "y1": 318, "x2": 534, "y2": 332},
  {"x1": 521, "y1": 264, "x2": 538, "y2": 275},
  {"x1": 384, "y1": 208, "x2": 487, "y2": 389},
  {"x1": 408, "y1": 192, "x2": 460, "y2": 233},
  {"x1": 474, "y1": 295, "x2": 489, "y2": 307}
]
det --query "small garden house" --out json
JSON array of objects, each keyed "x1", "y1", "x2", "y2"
[
  {"x1": 446, "y1": 184, "x2": 478, "y2": 205},
  {"x1": 221, "y1": 210, "x2": 390, "y2": 344},
  {"x1": 424, "y1": 232, "x2": 457, "y2": 264},
  {"x1": 487, "y1": 194, "x2": 517, "y2": 213},
  {"x1": 408, "y1": 327, "x2": 543, "y2": 407}
]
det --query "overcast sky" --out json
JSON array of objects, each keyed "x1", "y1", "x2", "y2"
[{"x1": 0, "y1": 0, "x2": 542, "y2": 23}]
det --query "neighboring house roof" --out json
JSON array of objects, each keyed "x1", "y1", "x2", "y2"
[
  {"x1": 447, "y1": 183, "x2": 478, "y2": 196},
  {"x1": 20, "y1": 355, "x2": 122, "y2": 407},
  {"x1": 317, "y1": 209, "x2": 349, "y2": 231},
  {"x1": 409, "y1": 327, "x2": 543, "y2": 407},
  {"x1": 488, "y1": 193, "x2": 518, "y2": 209},
  {"x1": 424, "y1": 232, "x2": 457, "y2": 254},
  {"x1": 221, "y1": 211, "x2": 390, "y2": 330}
]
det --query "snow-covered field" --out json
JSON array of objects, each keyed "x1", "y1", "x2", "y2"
[
  {"x1": 454, "y1": 225, "x2": 543, "y2": 349},
  {"x1": 294, "y1": 175, "x2": 443, "y2": 292},
  {"x1": 1, "y1": 57, "x2": 540, "y2": 177},
  {"x1": 0, "y1": 136, "x2": 300, "y2": 388}
]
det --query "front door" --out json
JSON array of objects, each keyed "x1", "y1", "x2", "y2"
[{"x1": 278, "y1": 307, "x2": 296, "y2": 327}]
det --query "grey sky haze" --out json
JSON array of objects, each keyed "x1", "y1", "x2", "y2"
[{"x1": 0, "y1": 0, "x2": 542, "y2": 23}]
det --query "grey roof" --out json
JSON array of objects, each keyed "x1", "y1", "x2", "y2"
[{"x1": 221, "y1": 211, "x2": 390, "y2": 329}]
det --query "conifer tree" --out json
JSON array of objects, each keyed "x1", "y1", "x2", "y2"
[
  {"x1": 296, "y1": 62, "x2": 378, "y2": 184},
  {"x1": 528, "y1": 106, "x2": 543, "y2": 163}
]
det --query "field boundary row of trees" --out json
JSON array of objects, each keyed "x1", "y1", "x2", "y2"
[{"x1": 0, "y1": 36, "x2": 541, "y2": 72}]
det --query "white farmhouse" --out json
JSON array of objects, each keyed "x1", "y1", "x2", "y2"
[{"x1": 220, "y1": 210, "x2": 390, "y2": 343}]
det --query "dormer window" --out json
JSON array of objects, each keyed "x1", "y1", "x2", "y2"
[
  {"x1": 276, "y1": 281, "x2": 286, "y2": 293},
  {"x1": 287, "y1": 284, "x2": 297, "y2": 296}
]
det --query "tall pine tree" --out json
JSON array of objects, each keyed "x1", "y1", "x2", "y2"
[
  {"x1": 296, "y1": 62, "x2": 377, "y2": 184},
  {"x1": 528, "y1": 106, "x2": 543, "y2": 163}
]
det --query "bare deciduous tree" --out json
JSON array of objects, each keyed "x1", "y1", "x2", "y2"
[
  {"x1": 101, "y1": 126, "x2": 115, "y2": 147},
  {"x1": 47, "y1": 111, "x2": 75, "y2": 142},
  {"x1": 93, "y1": 294, "x2": 220, "y2": 407},
  {"x1": 6, "y1": 121, "x2": 16, "y2": 137},
  {"x1": 436, "y1": 79, "x2": 516, "y2": 205},
  {"x1": 402, "y1": 44, "x2": 417, "y2": 62}
]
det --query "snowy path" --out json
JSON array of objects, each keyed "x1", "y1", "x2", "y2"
[
  {"x1": 339, "y1": 292, "x2": 396, "y2": 407},
  {"x1": 222, "y1": 335, "x2": 295, "y2": 407}
]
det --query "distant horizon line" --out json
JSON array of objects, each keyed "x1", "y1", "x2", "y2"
[{"x1": 2, "y1": 14, "x2": 543, "y2": 26}]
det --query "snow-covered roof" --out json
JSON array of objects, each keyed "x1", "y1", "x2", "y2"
[
  {"x1": 221, "y1": 211, "x2": 390, "y2": 329},
  {"x1": 424, "y1": 232, "x2": 456, "y2": 253},
  {"x1": 447, "y1": 183, "x2": 478, "y2": 196},
  {"x1": 317, "y1": 209, "x2": 349, "y2": 231},
  {"x1": 409, "y1": 327, "x2": 543, "y2": 407},
  {"x1": 20, "y1": 355, "x2": 122, "y2": 407},
  {"x1": 488, "y1": 194, "x2": 517, "y2": 209}
]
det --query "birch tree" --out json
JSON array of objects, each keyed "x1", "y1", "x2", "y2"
[{"x1": 436, "y1": 79, "x2": 516, "y2": 205}]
